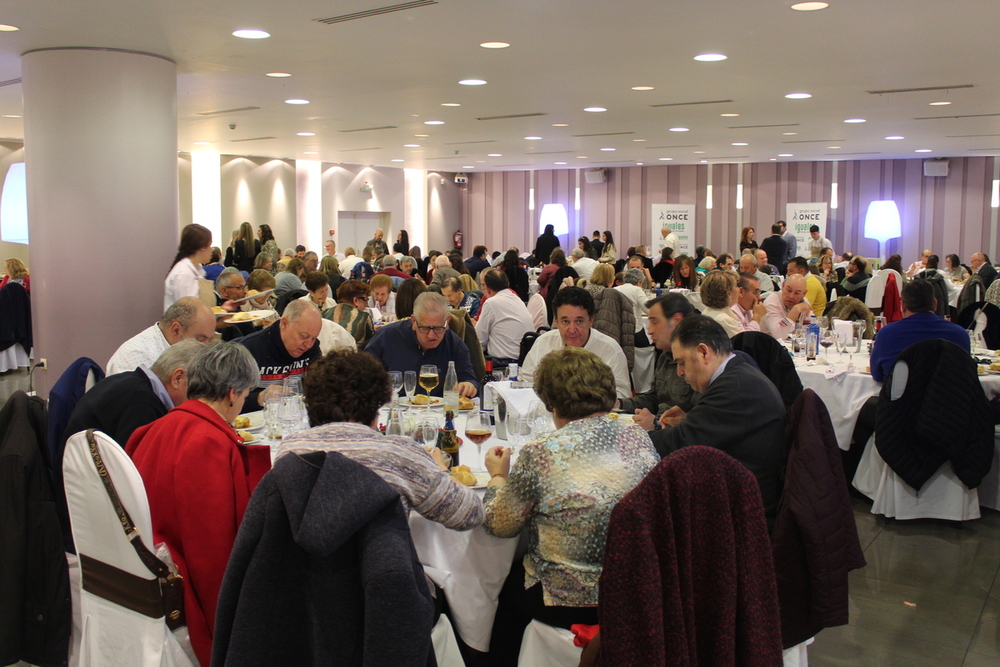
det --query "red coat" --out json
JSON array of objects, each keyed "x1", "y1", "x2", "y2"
[{"x1": 125, "y1": 400, "x2": 271, "y2": 667}]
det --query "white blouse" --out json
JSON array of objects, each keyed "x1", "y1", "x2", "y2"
[{"x1": 164, "y1": 257, "x2": 205, "y2": 311}]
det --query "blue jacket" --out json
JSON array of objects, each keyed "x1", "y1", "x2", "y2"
[
  {"x1": 365, "y1": 320, "x2": 480, "y2": 395},
  {"x1": 869, "y1": 311, "x2": 969, "y2": 382}
]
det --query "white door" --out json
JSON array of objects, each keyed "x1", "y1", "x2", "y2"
[{"x1": 337, "y1": 211, "x2": 390, "y2": 253}]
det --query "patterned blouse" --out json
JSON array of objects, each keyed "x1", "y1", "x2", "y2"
[
  {"x1": 324, "y1": 303, "x2": 375, "y2": 346},
  {"x1": 484, "y1": 415, "x2": 658, "y2": 607}
]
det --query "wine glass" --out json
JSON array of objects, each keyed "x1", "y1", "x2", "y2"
[
  {"x1": 464, "y1": 410, "x2": 493, "y2": 472},
  {"x1": 403, "y1": 370, "x2": 417, "y2": 408},
  {"x1": 263, "y1": 396, "x2": 282, "y2": 440},
  {"x1": 418, "y1": 364, "x2": 439, "y2": 415},
  {"x1": 279, "y1": 395, "x2": 301, "y2": 439},
  {"x1": 507, "y1": 415, "x2": 532, "y2": 455},
  {"x1": 388, "y1": 371, "x2": 403, "y2": 406},
  {"x1": 283, "y1": 375, "x2": 303, "y2": 397},
  {"x1": 820, "y1": 329, "x2": 837, "y2": 363}
]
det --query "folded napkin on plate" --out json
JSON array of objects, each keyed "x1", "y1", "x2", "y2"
[{"x1": 491, "y1": 381, "x2": 538, "y2": 419}]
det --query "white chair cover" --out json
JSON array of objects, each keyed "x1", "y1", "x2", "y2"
[
  {"x1": 62, "y1": 430, "x2": 195, "y2": 667},
  {"x1": 527, "y1": 292, "x2": 548, "y2": 331},
  {"x1": 0, "y1": 342, "x2": 30, "y2": 372},
  {"x1": 632, "y1": 345, "x2": 656, "y2": 394},
  {"x1": 782, "y1": 637, "x2": 813, "y2": 667},
  {"x1": 976, "y1": 426, "x2": 1000, "y2": 512},
  {"x1": 864, "y1": 269, "x2": 900, "y2": 309},
  {"x1": 517, "y1": 619, "x2": 582, "y2": 667},
  {"x1": 430, "y1": 614, "x2": 464, "y2": 667}
]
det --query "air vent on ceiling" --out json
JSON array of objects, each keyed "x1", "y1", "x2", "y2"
[
  {"x1": 650, "y1": 99, "x2": 733, "y2": 108},
  {"x1": 197, "y1": 106, "x2": 260, "y2": 116},
  {"x1": 572, "y1": 131, "x2": 634, "y2": 138},
  {"x1": 315, "y1": 0, "x2": 437, "y2": 25},
  {"x1": 476, "y1": 112, "x2": 547, "y2": 121},
  {"x1": 868, "y1": 84, "x2": 973, "y2": 95},
  {"x1": 0, "y1": 78, "x2": 21, "y2": 88},
  {"x1": 443, "y1": 140, "x2": 496, "y2": 145},
  {"x1": 727, "y1": 123, "x2": 800, "y2": 129},
  {"x1": 338, "y1": 125, "x2": 397, "y2": 133},
  {"x1": 230, "y1": 136, "x2": 276, "y2": 142},
  {"x1": 915, "y1": 113, "x2": 1000, "y2": 120},
  {"x1": 335, "y1": 146, "x2": 381, "y2": 151},
  {"x1": 782, "y1": 139, "x2": 844, "y2": 144}
]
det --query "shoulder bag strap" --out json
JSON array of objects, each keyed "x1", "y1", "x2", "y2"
[{"x1": 85, "y1": 429, "x2": 171, "y2": 579}]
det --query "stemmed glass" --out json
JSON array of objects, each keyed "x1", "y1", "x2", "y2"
[
  {"x1": 263, "y1": 396, "x2": 282, "y2": 440},
  {"x1": 820, "y1": 329, "x2": 837, "y2": 363},
  {"x1": 507, "y1": 415, "x2": 532, "y2": 455},
  {"x1": 464, "y1": 410, "x2": 493, "y2": 472},
  {"x1": 283, "y1": 375, "x2": 303, "y2": 397},
  {"x1": 418, "y1": 364, "x2": 439, "y2": 416},
  {"x1": 388, "y1": 371, "x2": 403, "y2": 406},
  {"x1": 403, "y1": 370, "x2": 417, "y2": 409}
]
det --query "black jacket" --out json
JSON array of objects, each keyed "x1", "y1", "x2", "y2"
[
  {"x1": 0, "y1": 281, "x2": 31, "y2": 353},
  {"x1": 532, "y1": 233, "x2": 560, "y2": 264},
  {"x1": 980, "y1": 264, "x2": 998, "y2": 289},
  {"x1": 875, "y1": 339, "x2": 994, "y2": 491},
  {"x1": 0, "y1": 392, "x2": 70, "y2": 667},
  {"x1": 759, "y1": 236, "x2": 788, "y2": 275},
  {"x1": 957, "y1": 301, "x2": 1000, "y2": 350},
  {"x1": 235, "y1": 321, "x2": 320, "y2": 409},
  {"x1": 732, "y1": 331, "x2": 803, "y2": 408},
  {"x1": 212, "y1": 450, "x2": 434, "y2": 667}
]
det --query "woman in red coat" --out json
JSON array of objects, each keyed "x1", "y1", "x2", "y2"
[{"x1": 126, "y1": 342, "x2": 271, "y2": 666}]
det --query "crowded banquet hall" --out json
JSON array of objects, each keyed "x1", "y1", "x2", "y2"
[{"x1": 5, "y1": 1, "x2": 1000, "y2": 666}]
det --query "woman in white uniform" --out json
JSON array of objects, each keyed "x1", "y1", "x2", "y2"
[{"x1": 165, "y1": 223, "x2": 213, "y2": 310}]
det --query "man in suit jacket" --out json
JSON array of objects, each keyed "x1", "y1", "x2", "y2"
[
  {"x1": 759, "y1": 223, "x2": 789, "y2": 275},
  {"x1": 649, "y1": 315, "x2": 786, "y2": 518},
  {"x1": 971, "y1": 252, "x2": 997, "y2": 289}
]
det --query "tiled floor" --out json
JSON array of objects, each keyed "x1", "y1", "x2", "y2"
[{"x1": 5, "y1": 366, "x2": 999, "y2": 666}]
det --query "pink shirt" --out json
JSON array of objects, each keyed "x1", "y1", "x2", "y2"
[{"x1": 731, "y1": 303, "x2": 762, "y2": 332}]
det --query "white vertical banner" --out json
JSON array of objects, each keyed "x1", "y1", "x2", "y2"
[
  {"x1": 652, "y1": 203, "x2": 695, "y2": 256},
  {"x1": 785, "y1": 202, "x2": 828, "y2": 255}
]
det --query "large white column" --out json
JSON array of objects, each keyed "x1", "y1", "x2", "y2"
[{"x1": 22, "y1": 48, "x2": 178, "y2": 393}]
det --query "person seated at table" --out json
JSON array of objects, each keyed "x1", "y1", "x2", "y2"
[
  {"x1": 786, "y1": 256, "x2": 827, "y2": 318},
  {"x1": 568, "y1": 247, "x2": 598, "y2": 282},
  {"x1": 625, "y1": 253, "x2": 654, "y2": 286},
  {"x1": 399, "y1": 254, "x2": 419, "y2": 277},
  {"x1": 740, "y1": 251, "x2": 776, "y2": 295},
  {"x1": 395, "y1": 277, "x2": 427, "y2": 319},
  {"x1": 482, "y1": 346, "x2": 658, "y2": 666},
  {"x1": 521, "y1": 286, "x2": 632, "y2": 399},
  {"x1": 869, "y1": 279, "x2": 969, "y2": 382},
  {"x1": 365, "y1": 292, "x2": 479, "y2": 397},
  {"x1": 943, "y1": 253, "x2": 970, "y2": 282},
  {"x1": 106, "y1": 296, "x2": 217, "y2": 375},
  {"x1": 276, "y1": 349, "x2": 483, "y2": 529},
  {"x1": 699, "y1": 269, "x2": 741, "y2": 338},
  {"x1": 273, "y1": 257, "x2": 306, "y2": 300},
  {"x1": 325, "y1": 279, "x2": 375, "y2": 346},
  {"x1": 731, "y1": 273, "x2": 767, "y2": 332},
  {"x1": 375, "y1": 254, "x2": 413, "y2": 282},
  {"x1": 881, "y1": 253, "x2": 906, "y2": 279},
  {"x1": 476, "y1": 268, "x2": 535, "y2": 370},
  {"x1": 125, "y1": 342, "x2": 272, "y2": 667},
  {"x1": 216, "y1": 267, "x2": 258, "y2": 342},
  {"x1": 840, "y1": 256, "x2": 872, "y2": 302},
  {"x1": 367, "y1": 273, "x2": 397, "y2": 320},
  {"x1": 236, "y1": 299, "x2": 322, "y2": 408},
  {"x1": 465, "y1": 244, "x2": 492, "y2": 278},
  {"x1": 697, "y1": 256, "x2": 717, "y2": 275},
  {"x1": 762, "y1": 274, "x2": 812, "y2": 339},
  {"x1": 253, "y1": 251, "x2": 273, "y2": 275},
  {"x1": 620, "y1": 293, "x2": 701, "y2": 431},
  {"x1": 582, "y1": 263, "x2": 636, "y2": 369},
  {"x1": 202, "y1": 247, "x2": 225, "y2": 282},
  {"x1": 429, "y1": 253, "x2": 461, "y2": 287},
  {"x1": 906, "y1": 249, "x2": 932, "y2": 279},
  {"x1": 319, "y1": 255, "x2": 346, "y2": 293},
  {"x1": 673, "y1": 254, "x2": 700, "y2": 290},
  {"x1": 756, "y1": 247, "x2": 780, "y2": 276},
  {"x1": 650, "y1": 246, "x2": 674, "y2": 286},
  {"x1": 440, "y1": 275, "x2": 481, "y2": 318},
  {"x1": 297, "y1": 270, "x2": 335, "y2": 311},
  {"x1": 648, "y1": 315, "x2": 786, "y2": 520},
  {"x1": 614, "y1": 268, "x2": 651, "y2": 345}
]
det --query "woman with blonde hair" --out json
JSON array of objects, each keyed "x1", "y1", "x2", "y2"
[
  {"x1": 698, "y1": 270, "x2": 741, "y2": 338},
  {"x1": 1, "y1": 257, "x2": 29, "y2": 292},
  {"x1": 273, "y1": 257, "x2": 306, "y2": 300},
  {"x1": 232, "y1": 221, "x2": 260, "y2": 272},
  {"x1": 320, "y1": 255, "x2": 346, "y2": 293}
]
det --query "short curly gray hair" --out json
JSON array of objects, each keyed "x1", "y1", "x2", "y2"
[{"x1": 186, "y1": 342, "x2": 259, "y2": 402}]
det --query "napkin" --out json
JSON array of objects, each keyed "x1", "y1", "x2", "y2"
[
  {"x1": 491, "y1": 381, "x2": 538, "y2": 419},
  {"x1": 824, "y1": 363, "x2": 853, "y2": 380}
]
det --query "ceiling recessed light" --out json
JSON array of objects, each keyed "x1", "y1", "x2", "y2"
[
  {"x1": 476, "y1": 160, "x2": 485, "y2": 163},
  {"x1": 658, "y1": 157, "x2": 673, "y2": 161},
  {"x1": 791, "y1": 2, "x2": 829, "y2": 10},
  {"x1": 0, "y1": 24, "x2": 19, "y2": 32},
  {"x1": 929, "y1": 101, "x2": 952, "y2": 106},
  {"x1": 732, "y1": 142, "x2": 748, "y2": 146},
  {"x1": 552, "y1": 123, "x2": 569, "y2": 127},
  {"x1": 233, "y1": 29, "x2": 270, "y2": 39},
  {"x1": 391, "y1": 159, "x2": 404, "y2": 162},
  {"x1": 721, "y1": 113, "x2": 740, "y2": 117},
  {"x1": 576, "y1": 156, "x2": 588, "y2": 159},
  {"x1": 636, "y1": 162, "x2": 643, "y2": 165},
  {"x1": 885, "y1": 135, "x2": 904, "y2": 140},
  {"x1": 584, "y1": 106, "x2": 607, "y2": 113},
  {"x1": 633, "y1": 139, "x2": 647, "y2": 142},
  {"x1": 770, "y1": 158, "x2": 777, "y2": 161},
  {"x1": 285, "y1": 98, "x2": 309, "y2": 105},
  {"x1": 480, "y1": 42, "x2": 510, "y2": 49},
  {"x1": 844, "y1": 118, "x2": 866, "y2": 123},
  {"x1": 266, "y1": 72, "x2": 291, "y2": 78},
  {"x1": 304, "y1": 151, "x2": 318, "y2": 155},
  {"x1": 916, "y1": 149, "x2": 933, "y2": 153},
  {"x1": 415, "y1": 134, "x2": 429, "y2": 137},
  {"x1": 827, "y1": 146, "x2": 841, "y2": 149},
  {"x1": 785, "y1": 92, "x2": 812, "y2": 99},
  {"x1": 2, "y1": 114, "x2": 21, "y2": 118},
  {"x1": 404, "y1": 144, "x2": 420, "y2": 147},
  {"x1": 462, "y1": 165, "x2": 475, "y2": 169},
  {"x1": 700, "y1": 159, "x2": 708, "y2": 163},
  {"x1": 424, "y1": 120, "x2": 444, "y2": 125},
  {"x1": 525, "y1": 136, "x2": 542, "y2": 140},
  {"x1": 441, "y1": 103, "x2": 461, "y2": 107},
  {"x1": 459, "y1": 78, "x2": 487, "y2": 86},
  {"x1": 631, "y1": 86, "x2": 654, "y2": 91},
  {"x1": 488, "y1": 153, "x2": 502, "y2": 157},
  {"x1": 783, "y1": 132, "x2": 798, "y2": 135},
  {"x1": 694, "y1": 53, "x2": 727, "y2": 62},
  {"x1": 297, "y1": 132, "x2": 315, "y2": 136},
  {"x1": 778, "y1": 153, "x2": 793, "y2": 157},
  {"x1": 555, "y1": 161, "x2": 567, "y2": 165},
  {"x1": 669, "y1": 127, "x2": 689, "y2": 132},
  {"x1": 600, "y1": 147, "x2": 616, "y2": 151},
  {"x1": 693, "y1": 151, "x2": 706, "y2": 154},
  {"x1": 194, "y1": 141, "x2": 212, "y2": 146}
]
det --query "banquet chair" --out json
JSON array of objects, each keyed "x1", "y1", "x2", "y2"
[
  {"x1": 731, "y1": 331, "x2": 803, "y2": 408},
  {"x1": 956, "y1": 301, "x2": 1000, "y2": 350},
  {"x1": 274, "y1": 288, "x2": 308, "y2": 315},
  {"x1": 526, "y1": 291, "x2": 548, "y2": 330},
  {"x1": 853, "y1": 339, "x2": 993, "y2": 521},
  {"x1": 0, "y1": 279, "x2": 31, "y2": 372},
  {"x1": 62, "y1": 429, "x2": 196, "y2": 667},
  {"x1": 517, "y1": 619, "x2": 581, "y2": 666},
  {"x1": 518, "y1": 331, "x2": 544, "y2": 366},
  {"x1": 864, "y1": 268, "x2": 902, "y2": 316}
]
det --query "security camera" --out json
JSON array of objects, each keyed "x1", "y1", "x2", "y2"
[
  {"x1": 229, "y1": 123, "x2": 236, "y2": 130},
  {"x1": 455, "y1": 173, "x2": 468, "y2": 184}
]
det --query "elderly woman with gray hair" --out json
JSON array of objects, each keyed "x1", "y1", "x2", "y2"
[
  {"x1": 482, "y1": 346, "x2": 658, "y2": 664},
  {"x1": 615, "y1": 267, "x2": 652, "y2": 345},
  {"x1": 126, "y1": 342, "x2": 272, "y2": 667}
]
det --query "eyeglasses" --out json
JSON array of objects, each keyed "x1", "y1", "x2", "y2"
[
  {"x1": 751, "y1": 289, "x2": 762, "y2": 295},
  {"x1": 416, "y1": 325, "x2": 447, "y2": 335},
  {"x1": 227, "y1": 284, "x2": 248, "y2": 291}
]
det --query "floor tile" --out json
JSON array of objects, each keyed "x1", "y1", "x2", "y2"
[
  {"x1": 809, "y1": 623, "x2": 967, "y2": 667},
  {"x1": 967, "y1": 595, "x2": 1000, "y2": 657}
]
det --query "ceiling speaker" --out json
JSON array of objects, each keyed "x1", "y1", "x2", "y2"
[
  {"x1": 584, "y1": 168, "x2": 607, "y2": 184},
  {"x1": 923, "y1": 159, "x2": 949, "y2": 177}
]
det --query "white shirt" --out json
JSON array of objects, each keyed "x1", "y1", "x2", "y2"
[
  {"x1": 657, "y1": 232, "x2": 680, "y2": 253},
  {"x1": 318, "y1": 319, "x2": 357, "y2": 355},
  {"x1": 614, "y1": 283, "x2": 649, "y2": 333},
  {"x1": 163, "y1": 257, "x2": 204, "y2": 311},
  {"x1": 475, "y1": 289, "x2": 534, "y2": 361},
  {"x1": 762, "y1": 291, "x2": 802, "y2": 339},
  {"x1": 520, "y1": 328, "x2": 631, "y2": 399},
  {"x1": 297, "y1": 293, "x2": 336, "y2": 311},
  {"x1": 368, "y1": 292, "x2": 397, "y2": 318},
  {"x1": 571, "y1": 256, "x2": 598, "y2": 281},
  {"x1": 107, "y1": 323, "x2": 171, "y2": 375},
  {"x1": 806, "y1": 236, "x2": 832, "y2": 257},
  {"x1": 340, "y1": 255, "x2": 361, "y2": 278}
]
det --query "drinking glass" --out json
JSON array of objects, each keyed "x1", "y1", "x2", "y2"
[
  {"x1": 388, "y1": 371, "x2": 403, "y2": 406},
  {"x1": 418, "y1": 364, "x2": 439, "y2": 415},
  {"x1": 403, "y1": 370, "x2": 417, "y2": 407},
  {"x1": 283, "y1": 375, "x2": 303, "y2": 397},
  {"x1": 263, "y1": 396, "x2": 282, "y2": 440},
  {"x1": 853, "y1": 320, "x2": 866, "y2": 355},
  {"x1": 507, "y1": 415, "x2": 532, "y2": 454},
  {"x1": 279, "y1": 395, "x2": 301, "y2": 439},
  {"x1": 820, "y1": 329, "x2": 837, "y2": 362},
  {"x1": 464, "y1": 410, "x2": 493, "y2": 472}
]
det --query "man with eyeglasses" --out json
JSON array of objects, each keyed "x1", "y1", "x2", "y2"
[
  {"x1": 731, "y1": 273, "x2": 767, "y2": 333},
  {"x1": 365, "y1": 292, "x2": 479, "y2": 397},
  {"x1": 762, "y1": 274, "x2": 812, "y2": 339},
  {"x1": 215, "y1": 267, "x2": 257, "y2": 342}
]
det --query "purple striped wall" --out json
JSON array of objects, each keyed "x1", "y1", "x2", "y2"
[{"x1": 460, "y1": 157, "x2": 997, "y2": 263}]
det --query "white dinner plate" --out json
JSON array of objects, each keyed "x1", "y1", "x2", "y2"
[
  {"x1": 229, "y1": 288, "x2": 275, "y2": 304},
  {"x1": 234, "y1": 413, "x2": 265, "y2": 432},
  {"x1": 401, "y1": 396, "x2": 443, "y2": 408},
  {"x1": 224, "y1": 309, "x2": 275, "y2": 325}
]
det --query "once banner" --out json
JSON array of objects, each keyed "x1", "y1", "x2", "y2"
[
  {"x1": 651, "y1": 204, "x2": 695, "y2": 257},
  {"x1": 785, "y1": 202, "x2": 828, "y2": 257}
]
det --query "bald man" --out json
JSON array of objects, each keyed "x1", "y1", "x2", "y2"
[{"x1": 762, "y1": 274, "x2": 812, "y2": 338}]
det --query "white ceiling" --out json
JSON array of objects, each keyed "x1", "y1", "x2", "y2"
[{"x1": 0, "y1": 0, "x2": 998, "y2": 172}]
